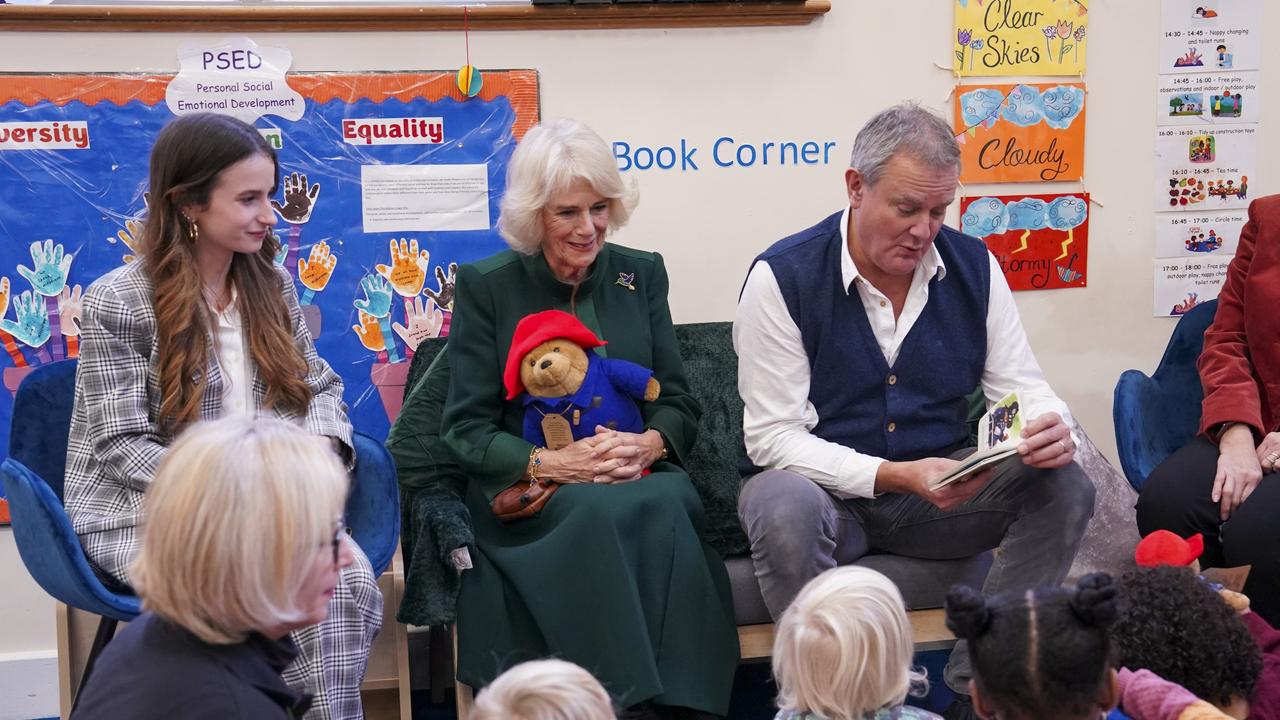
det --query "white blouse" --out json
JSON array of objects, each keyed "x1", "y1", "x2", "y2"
[{"x1": 212, "y1": 292, "x2": 254, "y2": 419}]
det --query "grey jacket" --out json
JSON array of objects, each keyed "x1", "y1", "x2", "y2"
[{"x1": 64, "y1": 260, "x2": 351, "y2": 565}]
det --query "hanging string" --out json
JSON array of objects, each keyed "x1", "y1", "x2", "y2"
[{"x1": 457, "y1": 6, "x2": 483, "y2": 98}]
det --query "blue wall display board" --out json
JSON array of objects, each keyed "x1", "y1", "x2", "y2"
[{"x1": 0, "y1": 71, "x2": 540, "y2": 460}]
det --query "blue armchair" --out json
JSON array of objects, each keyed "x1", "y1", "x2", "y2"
[
  {"x1": 1, "y1": 359, "x2": 400, "y2": 706},
  {"x1": 1, "y1": 359, "x2": 139, "y2": 709},
  {"x1": 1113, "y1": 299, "x2": 1219, "y2": 491}
]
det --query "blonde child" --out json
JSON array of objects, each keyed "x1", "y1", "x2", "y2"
[
  {"x1": 772, "y1": 566, "x2": 939, "y2": 720},
  {"x1": 471, "y1": 658, "x2": 616, "y2": 720}
]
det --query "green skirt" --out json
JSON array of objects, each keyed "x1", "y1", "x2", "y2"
[{"x1": 456, "y1": 468, "x2": 740, "y2": 714}]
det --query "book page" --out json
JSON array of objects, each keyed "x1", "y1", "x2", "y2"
[{"x1": 932, "y1": 391, "x2": 1024, "y2": 489}]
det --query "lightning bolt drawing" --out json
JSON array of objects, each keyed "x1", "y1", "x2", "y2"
[
  {"x1": 1012, "y1": 230, "x2": 1031, "y2": 254},
  {"x1": 1054, "y1": 229, "x2": 1075, "y2": 262}
]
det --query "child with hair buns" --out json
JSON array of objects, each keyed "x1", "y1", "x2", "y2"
[
  {"x1": 470, "y1": 658, "x2": 615, "y2": 720},
  {"x1": 943, "y1": 574, "x2": 1120, "y2": 720},
  {"x1": 772, "y1": 566, "x2": 939, "y2": 720}
]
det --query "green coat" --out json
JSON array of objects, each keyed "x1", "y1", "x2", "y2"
[{"x1": 442, "y1": 244, "x2": 739, "y2": 714}]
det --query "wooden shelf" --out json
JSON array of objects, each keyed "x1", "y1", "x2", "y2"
[{"x1": 0, "y1": 1, "x2": 830, "y2": 33}]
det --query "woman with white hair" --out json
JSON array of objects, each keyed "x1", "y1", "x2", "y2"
[
  {"x1": 71, "y1": 417, "x2": 354, "y2": 720},
  {"x1": 772, "y1": 566, "x2": 939, "y2": 720},
  {"x1": 428, "y1": 118, "x2": 738, "y2": 718}
]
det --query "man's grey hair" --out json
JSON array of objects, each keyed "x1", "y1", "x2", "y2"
[{"x1": 848, "y1": 103, "x2": 961, "y2": 186}]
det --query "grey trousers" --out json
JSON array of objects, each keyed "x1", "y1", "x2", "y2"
[{"x1": 737, "y1": 455, "x2": 1095, "y2": 694}]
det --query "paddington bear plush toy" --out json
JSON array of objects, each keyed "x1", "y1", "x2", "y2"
[{"x1": 502, "y1": 309, "x2": 660, "y2": 450}]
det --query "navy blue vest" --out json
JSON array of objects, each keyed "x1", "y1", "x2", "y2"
[{"x1": 755, "y1": 211, "x2": 990, "y2": 462}]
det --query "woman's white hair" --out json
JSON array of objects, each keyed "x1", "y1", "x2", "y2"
[
  {"x1": 471, "y1": 658, "x2": 616, "y2": 720},
  {"x1": 772, "y1": 566, "x2": 928, "y2": 720},
  {"x1": 497, "y1": 118, "x2": 639, "y2": 254},
  {"x1": 130, "y1": 416, "x2": 349, "y2": 645}
]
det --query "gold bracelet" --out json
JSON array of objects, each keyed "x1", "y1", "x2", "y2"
[{"x1": 526, "y1": 446, "x2": 545, "y2": 481}]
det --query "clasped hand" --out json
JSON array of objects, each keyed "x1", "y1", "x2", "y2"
[{"x1": 538, "y1": 426, "x2": 664, "y2": 485}]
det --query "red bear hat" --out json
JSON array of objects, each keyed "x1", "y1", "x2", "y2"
[
  {"x1": 503, "y1": 310, "x2": 606, "y2": 400},
  {"x1": 1134, "y1": 530, "x2": 1205, "y2": 568}
]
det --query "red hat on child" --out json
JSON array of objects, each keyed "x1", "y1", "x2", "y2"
[
  {"x1": 503, "y1": 310, "x2": 606, "y2": 400},
  {"x1": 1134, "y1": 530, "x2": 1205, "y2": 568}
]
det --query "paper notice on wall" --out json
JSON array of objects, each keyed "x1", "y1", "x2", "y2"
[
  {"x1": 1156, "y1": 71, "x2": 1259, "y2": 126},
  {"x1": 1154, "y1": 209, "x2": 1247, "y2": 257},
  {"x1": 1159, "y1": 0, "x2": 1260, "y2": 74},
  {"x1": 1155, "y1": 125, "x2": 1255, "y2": 211},
  {"x1": 1153, "y1": 255, "x2": 1232, "y2": 317},
  {"x1": 360, "y1": 164, "x2": 490, "y2": 233}
]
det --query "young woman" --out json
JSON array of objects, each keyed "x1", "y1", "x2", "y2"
[{"x1": 64, "y1": 113, "x2": 381, "y2": 720}]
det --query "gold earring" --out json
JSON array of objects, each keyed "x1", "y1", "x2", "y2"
[{"x1": 186, "y1": 218, "x2": 199, "y2": 242}]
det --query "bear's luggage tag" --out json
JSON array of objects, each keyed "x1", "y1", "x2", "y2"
[{"x1": 542, "y1": 410, "x2": 575, "y2": 450}]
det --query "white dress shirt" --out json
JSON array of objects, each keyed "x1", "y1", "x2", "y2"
[
  {"x1": 212, "y1": 292, "x2": 254, "y2": 419},
  {"x1": 733, "y1": 207, "x2": 1074, "y2": 499}
]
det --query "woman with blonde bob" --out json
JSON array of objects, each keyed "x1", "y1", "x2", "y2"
[
  {"x1": 773, "y1": 566, "x2": 939, "y2": 720},
  {"x1": 72, "y1": 417, "x2": 353, "y2": 720},
  {"x1": 472, "y1": 659, "x2": 617, "y2": 720},
  {"x1": 394, "y1": 118, "x2": 738, "y2": 718}
]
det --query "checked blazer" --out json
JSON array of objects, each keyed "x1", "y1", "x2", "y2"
[{"x1": 63, "y1": 260, "x2": 352, "y2": 573}]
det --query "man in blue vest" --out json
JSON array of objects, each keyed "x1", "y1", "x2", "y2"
[{"x1": 733, "y1": 104, "x2": 1095, "y2": 719}]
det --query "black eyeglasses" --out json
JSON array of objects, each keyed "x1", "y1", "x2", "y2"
[{"x1": 331, "y1": 516, "x2": 347, "y2": 565}]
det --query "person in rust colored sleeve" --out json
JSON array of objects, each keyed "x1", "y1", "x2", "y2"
[{"x1": 1137, "y1": 194, "x2": 1280, "y2": 625}]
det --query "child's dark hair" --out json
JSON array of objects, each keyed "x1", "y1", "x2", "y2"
[
  {"x1": 944, "y1": 573, "x2": 1118, "y2": 720},
  {"x1": 1111, "y1": 565, "x2": 1260, "y2": 706}
]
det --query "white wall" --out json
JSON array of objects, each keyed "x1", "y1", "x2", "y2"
[{"x1": 0, "y1": 0, "x2": 1263, "y2": 658}]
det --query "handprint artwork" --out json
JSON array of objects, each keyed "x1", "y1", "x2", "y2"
[
  {"x1": 375, "y1": 238, "x2": 431, "y2": 297},
  {"x1": 1, "y1": 290, "x2": 51, "y2": 349},
  {"x1": 425, "y1": 262, "x2": 458, "y2": 311},
  {"x1": 352, "y1": 310, "x2": 387, "y2": 352},
  {"x1": 115, "y1": 219, "x2": 144, "y2": 264},
  {"x1": 392, "y1": 296, "x2": 445, "y2": 352},
  {"x1": 298, "y1": 240, "x2": 339, "y2": 295},
  {"x1": 58, "y1": 284, "x2": 84, "y2": 336},
  {"x1": 354, "y1": 273, "x2": 394, "y2": 318},
  {"x1": 18, "y1": 239, "x2": 74, "y2": 296},
  {"x1": 271, "y1": 172, "x2": 321, "y2": 225}
]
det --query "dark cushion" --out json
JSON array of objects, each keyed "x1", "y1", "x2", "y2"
[{"x1": 674, "y1": 322, "x2": 751, "y2": 557}]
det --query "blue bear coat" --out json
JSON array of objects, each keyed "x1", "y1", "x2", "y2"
[{"x1": 521, "y1": 352, "x2": 654, "y2": 447}]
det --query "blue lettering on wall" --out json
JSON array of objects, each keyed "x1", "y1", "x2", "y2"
[{"x1": 616, "y1": 136, "x2": 837, "y2": 172}]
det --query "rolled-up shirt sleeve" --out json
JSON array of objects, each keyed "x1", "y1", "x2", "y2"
[{"x1": 733, "y1": 261, "x2": 883, "y2": 499}]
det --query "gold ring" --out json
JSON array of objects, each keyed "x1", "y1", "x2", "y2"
[{"x1": 1057, "y1": 440, "x2": 1068, "y2": 454}]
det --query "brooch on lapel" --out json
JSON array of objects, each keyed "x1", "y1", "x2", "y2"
[{"x1": 615, "y1": 272, "x2": 636, "y2": 292}]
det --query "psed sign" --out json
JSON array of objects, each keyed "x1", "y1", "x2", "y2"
[{"x1": 202, "y1": 49, "x2": 264, "y2": 71}]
